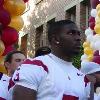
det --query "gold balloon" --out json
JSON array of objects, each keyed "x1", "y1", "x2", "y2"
[
  {"x1": 4, "y1": 0, "x2": 26, "y2": 16},
  {"x1": 83, "y1": 41, "x2": 90, "y2": 48},
  {"x1": 9, "y1": 16, "x2": 24, "y2": 31},
  {"x1": 95, "y1": 18, "x2": 100, "y2": 24},
  {"x1": 97, "y1": 11, "x2": 100, "y2": 18},
  {"x1": 96, "y1": 4, "x2": 100, "y2": 11},
  {"x1": 87, "y1": 54, "x2": 93, "y2": 61},
  {"x1": 0, "y1": 40, "x2": 5, "y2": 56},
  {"x1": 84, "y1": 47, "x2": 93, "y2": 55},
  {"x1": 94, "y1": 24, "x2": 100, "y2": 34},
  {"x1": 0, "y1": 56, "x2": 4, "y2": 65},
  {"x1": 0, "y1": 64, "x2": 7, "y2": 74}
]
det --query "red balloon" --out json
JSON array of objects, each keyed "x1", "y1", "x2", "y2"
[
  {"x1": 0, "y1": 7, "x2": 11, "y2": 27},
  {"x1": 89, "y1": 17, "x2": 95, "y2": 23},
  {"x1": 93, "y1": 50, "x2": 99, "y2": 56},
  {"x1": 92, "y1": 56, "x2": 100, "y2": 64},
  {"x1": 23, "y1": 0, "x2": 29, "y2": 3},
  {"x1": 89, "y1": 22, "x2": 95, "y2": 30},
  {"x1": 0, "y1": 0, "x2": 4, "y2": 7},
  {"x1": 3, "y1": 45, "x2": 15, "y2": 56},
  {"x1": 1, "y1": 27, "x2": 19, "y2": 46},
  {"x1": 90, "y1": 0, "x2": 100, "y2": 9}
]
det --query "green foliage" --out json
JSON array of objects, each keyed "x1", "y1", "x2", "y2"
[{"x1": 72, "y1": 45, "x2": 84, "y2": 69}]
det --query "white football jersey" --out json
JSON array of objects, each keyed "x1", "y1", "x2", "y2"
[
  {"x1": 0, "y1": 73, "x2": 10, "y2": 100},
  {"x1": 8, "y1": 53, "x2": 87, "y2": 100}
]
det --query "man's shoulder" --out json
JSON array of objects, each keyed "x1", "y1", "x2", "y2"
[{"x1": 0, "y1": 73, "x2": 10, "y2": 82}]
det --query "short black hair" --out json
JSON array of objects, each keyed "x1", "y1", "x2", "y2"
[
  {"x1": 4, "y1": 51, "x2": 25, "y2": 63},
  {"x1": 35, "y1": 46, "x2": 51, "y2": 57},
  {"x1": 48, "y1": 20, "x2": 75, "y2": 43}
]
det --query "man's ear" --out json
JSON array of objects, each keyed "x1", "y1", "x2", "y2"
[
  {"x1": 4, "y1": 62, "x2": 10, "y2": 70},
  {"x1": 51, "y1": 34, "x2": 60, "y2": 45}
]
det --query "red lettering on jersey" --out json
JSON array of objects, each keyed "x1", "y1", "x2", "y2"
[
  {"x1": 8, "y1": 78, "x2": 15, "y2": 90},
  {"x1": 63, "y1": 94, "x2": 79, "y2": 100},
  {"x1": 23, "y1": 59, "x2": 48, "y2": 72},
  {"x1": 0, "y1": 97, "x2": 6, "y2": 100},
  {"x1": 84, "y1": 75, "x2": 89, "y2": 87}
]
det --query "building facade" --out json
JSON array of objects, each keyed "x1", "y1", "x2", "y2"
[{"x1": 21, "y1": 0, "x2": 91, "y2": 57}]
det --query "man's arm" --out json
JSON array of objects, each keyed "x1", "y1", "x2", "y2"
[{"x1": 13, "y1": 85, "x2": 37, "y2": 100}]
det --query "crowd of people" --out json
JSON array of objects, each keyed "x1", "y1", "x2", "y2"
[{"x1": 0, "y1": 19, "x2": 100, "y2": 100}]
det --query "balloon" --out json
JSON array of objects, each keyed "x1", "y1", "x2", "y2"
[
  {"x1": 89, "y1": 16, "x2": 95, "y2": 23},
  {"x1": 84, "y1": 47, "x2": 93, "y2": 55},
  {"x1": 93, "y1": 50, "x2": 99, "y2": 56},
  {"x1": 89, "y1": 22, "x2": 95, "y2": 30},
  {"x1": 86, "y1": 34, "x2": 93, "y2": 42},
  {"x1": 9, "y1": 16, "x2": 24, "y2": 31},
  {"x1": 92, "y1": 56, "x2": 100, "y2": 64},
  {"x1": 0, "y1": 0, "x2": 4, "y2": 7},
  {"x1": 23, "y1": 0, "x2": 29, "y2": 3},
  {"x1": 0, "y1": 40, "x2": 5, "y2": 56},
  {"x1": 85, "y1": 28, "x2": 93, "y2": 36},
  {"x1": 93, "y1": 34, "x2": 100, "y2": 42},
  {"x1": 91, "y1": 9, "x2": 97, "y2": 17},
  {"x1": 1, "y1": 27, "x2": 19, "y2": 46},
  {"x1": 4, "y1": 0, "x2": 26, "y2": 16},
  {"x1": 94, "y1": 24, "x2": 100, "y2": 34},
  {"x1": 0, "y1": 7, "x2": 11, "y2": 27},
  {"x1": 94, "y1": 41, "x2": 100, "y2": 50},
  {"x1": 87, "y1": 54, "x2": 93, "y2": 61},
  {"x1": 83, "y1": 41, "x2": 90, "y2": 48},
  {"x1": 0, "y1": 64, "x2": 7, "y2": 74},
  {"x1": 96, "y1": 4, "x2": 100, "y2": 11},
  {"x1": 0, "y1": 56, "x2": 4, "y2": 65},
  {"x1": 98, "y1": 11, "x2": 100, "y2": 18},
  {"x1": 91, "y1": 0, "x2": 100, "y2": 9},
  {"x1": 81, "y1": 54, "x2": 88, "y2": 61},
  {"x1": 3, "y1": 45, "x2": 15, "y2": 56},
  {"x1": 95, "y1": 18, "x2": 100, "y2": 24}
]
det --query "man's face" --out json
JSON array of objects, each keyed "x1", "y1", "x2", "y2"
[
  {"x1": 7, "y1": 53, "x2": 26, "y2": 75},
  {"x1": 57, "y1": 23, "x2": 81, "y2": 56}
]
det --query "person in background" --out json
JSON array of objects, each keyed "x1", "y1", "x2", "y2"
[
  {"x1": 81, "y1": 61, "x2": 100, "y2": 100},
  {"x1": 4, "y1": 51, "x2": 26, "y2": 77},
  {"x1": 35, "y1": 46, "x2": 51, "y2": 57},
  {"x1": 0, "y1": 51, "x2": 26, "y2": 100},
  {"x1": 9, "y1": 20, "x2": 87, "y2": 100}
]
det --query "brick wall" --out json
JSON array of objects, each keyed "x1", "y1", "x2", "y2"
[{"x1": 22, "y1": 0, "x2": 91, "y2": 57}]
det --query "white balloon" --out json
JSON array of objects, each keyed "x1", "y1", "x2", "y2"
[
  {"x1": 86, "y1": 34, "x2": 93, "y2": 43},
  {"x1": 91, "y1": 9, "x2": 97, "y2": 17},
  {"x1": 94, "y1": 41, "x2": 100, "y2": 50},
  {"x1": 85, "y1": 28, "x2": 93, "y2": 36},
  {"x1": 93, "y1": 34, "x2": 100, "y2": 42},
  {"x1": 90, "y1": 42, "x2": 97, "y2": 50},
  {"x1": 81, "y1": 54, "x2": 88, "y2": 61}
]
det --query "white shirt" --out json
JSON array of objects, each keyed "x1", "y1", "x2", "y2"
[
  {"x1": 0, "y1": 73, "x2": 10, "y2": 100},
  {"x1": 8, "y1": 53, "x2": 87, "y2": 100}
]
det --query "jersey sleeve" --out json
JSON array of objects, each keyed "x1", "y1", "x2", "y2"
[
  {"x1": 12, "y1": 62, "x2": 48, "y2": 91},
  {"x1": 0, "y1": 81, "x2": 8, "y2": 100}
]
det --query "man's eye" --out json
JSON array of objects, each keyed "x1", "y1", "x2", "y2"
[{"x1": 15, "y1": 59, "x2": 21, "y2": 62}]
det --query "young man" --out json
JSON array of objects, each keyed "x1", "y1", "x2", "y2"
[
  {"x1": 4, "y1": 51, "x2": 26, "y2": 77},
  {"x1": 0, "y1": 51, "x2": 26, "y2": 100},
  {"x1": 81, "y1": 61, "x2": 100, "y2": 100},
  {"x1": 10, "y1": 20, "x2": 87, "y2": 100}
]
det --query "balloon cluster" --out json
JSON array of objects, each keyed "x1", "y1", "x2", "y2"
[
  {"x1": 81, "y1": 0, "x2": 100, "y2": 65},
  {"x1": 0, "y1": 0, "x2": 29, "y2": 74}
]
